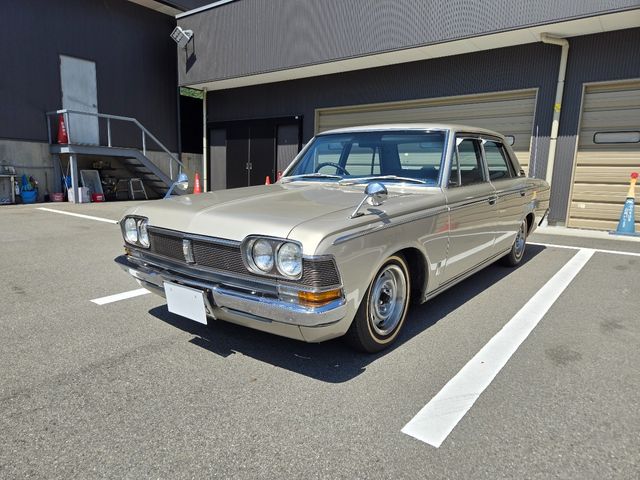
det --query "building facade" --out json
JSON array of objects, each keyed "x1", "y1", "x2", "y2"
[
  {"x1": 0, "y1": 0, "x2": 208, "y2": 199},
  {"x1": 177, "y1": 0, "x2": 640, "y2": 230}
]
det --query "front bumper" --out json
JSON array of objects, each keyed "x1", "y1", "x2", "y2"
[{"x1": 115, "y1": 255, "x2": 347, "y2": 328}]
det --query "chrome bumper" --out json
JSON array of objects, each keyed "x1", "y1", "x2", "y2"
[{"x1": 115, "y1": 255, "x2": 346, "y2": 328}]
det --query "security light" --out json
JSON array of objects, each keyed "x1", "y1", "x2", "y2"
[{"x1": 170, "y1": 26, "x2": 193, "y2": 49}]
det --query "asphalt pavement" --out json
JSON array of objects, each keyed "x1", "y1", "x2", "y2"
[{"x1": 0, "y1": 201, "x2": 638, "y2": 479}]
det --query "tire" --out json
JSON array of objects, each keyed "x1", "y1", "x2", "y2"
[
  {"x1": 345, "y1": 255, "x2": 411, "y2": 353},
  {"x1": 501, "y1": 219, "x2": 527, "y2": 267}
]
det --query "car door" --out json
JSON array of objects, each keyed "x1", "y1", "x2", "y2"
[
  {"x1": 442, "y1": 136, "x2": 498, "y2": 282},
  {"x1": 482, "y1": 137, "x2": 526, "y2": 255}
]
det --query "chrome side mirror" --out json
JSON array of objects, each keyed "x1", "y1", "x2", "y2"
[
  {"x1": 351, "y1": 182, "x2": 388, "y2": 218},
  {"x1": 164, "y1": 172, "x2": 189, "y2": 198},
  {"x1": 365, "y1": 182, "x2": 388, "y2": 206}
]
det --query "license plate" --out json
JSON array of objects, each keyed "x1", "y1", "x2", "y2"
[{"x1": 164, "y1": 282, "x2": 208, "y2": 325}]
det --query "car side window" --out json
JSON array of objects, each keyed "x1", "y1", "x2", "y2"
[
  {"x1": 450, "y1": 138, "x2": 485, "y2": 187},
  {"x1": 484, "y1": 140, "x2": 514, "y2": 180}
]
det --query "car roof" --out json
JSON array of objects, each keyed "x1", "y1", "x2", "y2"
[{"x1": 318, "y1": 123, "x2": 507, "y2": 139}]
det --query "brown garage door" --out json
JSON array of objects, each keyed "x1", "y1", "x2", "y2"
[
  {"x1": 315, "y1": 89, "x2": 538, "y2": 173},
  {"x1": 568, "y1": 80, "x2": 640, "y2": 231}
]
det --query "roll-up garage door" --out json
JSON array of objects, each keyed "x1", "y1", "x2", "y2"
[
  {"x1": 568, "y1": 80, "x2": 640, "y2": 231},
  {"x1": 315, "y1": 89, "x2": 538, "y2": 173}
]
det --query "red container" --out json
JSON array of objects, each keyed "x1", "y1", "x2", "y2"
[
  {"x1": 91, "y1": 193, "x2": 105, "y2": 202},
  {"x1": 51, "y1": 192, "x2": 65, "y2": 202}
]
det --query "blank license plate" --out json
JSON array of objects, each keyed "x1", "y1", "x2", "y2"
[{"x1": 164, "y1": 282, "x2": 208, "y2": 325}]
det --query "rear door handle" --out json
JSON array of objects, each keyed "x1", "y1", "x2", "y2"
[
  {"x1": 488, "y1": 196, "x2": 497, "y2": 205},
  {"x1": 520, "y1": 191, "x2": 526, "y2": 197}
]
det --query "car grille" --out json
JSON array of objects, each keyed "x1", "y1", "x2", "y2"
[{"x1": 147, "y1": 229, "x2": 340, "y2": 289}]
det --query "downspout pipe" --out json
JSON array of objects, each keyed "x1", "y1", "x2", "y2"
[
  {"x1": 202, "y1": 87, "x2": 208, "y2": 192},
  {"x1": 540, "y1": 33, "x2": 569, "y2": 186}
]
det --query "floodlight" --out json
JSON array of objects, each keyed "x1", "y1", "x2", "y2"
[{"x1": 170, "y1": 26, "x2": 193, "y2": 49}]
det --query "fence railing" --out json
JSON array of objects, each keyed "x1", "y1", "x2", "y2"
[{"x1": 46, "y1": 109, "x2": 184, "y2": 180}]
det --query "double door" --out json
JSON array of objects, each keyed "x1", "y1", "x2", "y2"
[{"x1": 212, "y1": 117, "x2": 301, "y2": 190}]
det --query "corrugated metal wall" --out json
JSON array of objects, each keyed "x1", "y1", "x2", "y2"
[{"x1": 179, "y1": 0, "x2": 639, "y2": 86}]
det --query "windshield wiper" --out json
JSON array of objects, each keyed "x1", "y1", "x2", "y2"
[
  {"x1": 281, "y1": 173, "x2": 343, "y2": 183},
  {"x1": 338, "y1": 175, "x2": 427, "y2": 185}
]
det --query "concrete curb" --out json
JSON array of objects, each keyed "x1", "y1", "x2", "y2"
[{"x1": 535, "y1": 225, "x2": 640, "y2": 243}]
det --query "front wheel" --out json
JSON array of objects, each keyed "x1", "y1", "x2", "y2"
[
  {"x1": 345, "y1": 255, "x2": 411, "y2": 353},
  {"x1": 501, "y1": 219, "x2": 527, "y2": 266}
]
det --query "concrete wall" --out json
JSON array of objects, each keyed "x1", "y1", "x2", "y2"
[{"x1": 0, "y1": 140, "x2": 56, "y2": 200}]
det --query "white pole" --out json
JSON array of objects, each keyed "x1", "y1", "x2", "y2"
[
  {"x1": 540, "y1": 33, "x2": 569, "y2": 186},
  {"x1": 202, "y1": 87, "x2": 208, "y2": 192}
]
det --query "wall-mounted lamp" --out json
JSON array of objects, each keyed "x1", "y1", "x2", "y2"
[{"x1": 170, "y1": 26, "x2": 194, "y2": 49}]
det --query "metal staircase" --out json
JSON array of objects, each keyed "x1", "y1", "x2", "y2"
[{"x1": 46, "y1": 109, "x2": 185, "y2": 200}]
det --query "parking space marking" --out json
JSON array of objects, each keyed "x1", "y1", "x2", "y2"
[
  {"x1": 91, "y1": 288, "x2": 150, "y2": 305},
  {"x1": 37, "y1": 207, "x2": 118, "y2": 224},
  {"x1": 402, "y1": 248, "x2": 595, "y2": 448},
  {"x1": 530, "y1": 241, "x2": 640, "y2": 257}
]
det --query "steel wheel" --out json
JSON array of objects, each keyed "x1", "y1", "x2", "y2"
[
  {"x1": 345, "y1": 255, "x2": 411, "y2": 353},
  {"x1": 368, "y1": 264, "x2": 407, "y2": 337},
  {"x1": 501, "y1": 219, "x2": 528, "y2": 267},
  {"x1": 514, "y1": 220, "x2": 527, "y2": 260}
]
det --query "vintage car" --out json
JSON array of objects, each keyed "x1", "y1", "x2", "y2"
[{"x1": 116, "y1": 124, "x2": 550, "y2": 352}]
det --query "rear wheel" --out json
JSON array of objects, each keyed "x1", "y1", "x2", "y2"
[
  {"x1": 345, "y1": 255, "x2": 411, "y2": 353},
  {"x1": 501, "y1": 219, "x2": 527, "y2": 266}
]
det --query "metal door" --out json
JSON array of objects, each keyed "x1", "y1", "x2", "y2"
[{"x1": 59, "y1": 55, "x2": 99, "y2": 145}]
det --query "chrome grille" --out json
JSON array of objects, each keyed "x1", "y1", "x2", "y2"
[{"x1": 147, "y1": 229, "x2": 340, "y2": 289}]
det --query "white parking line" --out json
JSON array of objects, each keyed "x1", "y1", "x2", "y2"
[
  {"x1": 37, "y1": 207, "x2": 118, "y2": 224},
  {"x1": 402, "y1": 248, "x2": 595, "y2": 448},
  {"x1": 91, "y1": 288, "x2": 150, "y2": 305},
  {"x1": 529, "y1": 241, "x2": 640, "y2": 257}
]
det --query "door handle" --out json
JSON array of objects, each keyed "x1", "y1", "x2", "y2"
[
  {"x1": 488, "y1": 196, "x2": 497, "y2": 205},
  {"x1": 520, "y1": 191, "x2": 526, "y2": 197}
]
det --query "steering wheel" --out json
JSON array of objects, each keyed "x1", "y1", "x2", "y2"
[{"x1": 315, "y1": 162, "x2": 350, "y2": 175}]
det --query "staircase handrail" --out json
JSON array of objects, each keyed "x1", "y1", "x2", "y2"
[{"x1": 46, "y1": 109, "x2": 185, "y2": 179}]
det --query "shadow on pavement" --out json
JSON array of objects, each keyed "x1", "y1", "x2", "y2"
[{"x1": 148, "y1": 245, "x2": 546, "y2": 383}]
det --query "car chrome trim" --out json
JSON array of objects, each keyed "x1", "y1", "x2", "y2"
[
  {"x1": 333, "y1": 205, "x2": 447, "y2": 245},
  {"x1": 424, "y1": 247, "x2": 511, "y2": 300},
  {"x1": 447, "y1": 195, "x2": 497, "y2": 212},
  {"x1": 147, "y1": 226, "x2": 241, "y2": 247},
  {"x1": 115, "y1": 255, "x2": 346, "y2": 328}
]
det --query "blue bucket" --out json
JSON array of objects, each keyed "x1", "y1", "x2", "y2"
[{"x1": 21, "y1": 190, "x2": 38, "y2": 204}]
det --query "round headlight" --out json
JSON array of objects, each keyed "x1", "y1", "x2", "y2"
[
  {"x1": 138, "y1": 220, "x2": 149, "y2": 248},
  {"x1": 252, "y1": 239, "x2": 274, "y2": 272},
  {"x1": 124, "y1": 217, "x2": 138, "y2": 244},
  {"x1": 277, "y1": 242, "x2": 302, "y2": 277}
]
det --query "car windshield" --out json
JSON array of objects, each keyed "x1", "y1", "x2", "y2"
[{"x1": 284, "y1": 130, "x2": 446, "y2": 185}]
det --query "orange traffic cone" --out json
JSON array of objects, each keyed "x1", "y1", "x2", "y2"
[
  {"x1": 265, "y1": 176, "x2": 271, "y2": 185},
  {"x1": 193, "y1": 172, "x2": 202, "y2": 194},
  {"x1": 57, "y1": 114, "x2": 68, "y2": 144}
]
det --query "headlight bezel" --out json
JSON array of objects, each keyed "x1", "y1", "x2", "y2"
[
  {"x1": 242, "y1": 236, "x2": 303, "y2": 280},
  {"x1": 121, "y1": 215, "x2": 151, "y2": 249}
]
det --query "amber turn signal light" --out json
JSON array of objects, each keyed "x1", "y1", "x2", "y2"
[{"x1": 298, "y1": 289, "x2": 342, "y2": 305}]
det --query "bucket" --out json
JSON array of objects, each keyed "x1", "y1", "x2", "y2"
[
  {"x1": 21, "y1": 190, "x2": 37, "y2": 204},
  {"x1": 51, "y1": 192, "x2": 65, "y2": 202},
  {"x1": 91, "y1": 193, "x2": 105, "y2": 202}
]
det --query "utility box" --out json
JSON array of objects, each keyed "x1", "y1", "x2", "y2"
[{"x1": 68, "y1": 187, "x2": 90, "y2": 203}]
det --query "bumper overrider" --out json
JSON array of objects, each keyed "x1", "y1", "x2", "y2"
[{"x1": 114, "y1": 253, "x2": 347, "y2": 328}]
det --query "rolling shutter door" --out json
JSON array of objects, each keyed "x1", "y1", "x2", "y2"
[
  {"x1": 568, "y1": 80, "x2": 640, "y2": 231},
  {"x1": 315, "y1": 89, "x2": 537, "y2": 173}
]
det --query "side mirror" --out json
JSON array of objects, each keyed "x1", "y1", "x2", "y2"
[
  {"x1": 164, "y1": 173, "x2": 190, "y2": 199},
  {"x1": 365, "y1": 182, "x2": 388, "y2": 206},
  {"x1": 351, "y1": 182, "x2": 388, "y2": 218}
]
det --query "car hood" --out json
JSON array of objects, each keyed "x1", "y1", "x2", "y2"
[
  {"x1": 127, "y1": 183, "x2": 369, "y2": 239},
  {"x1": 126, "y1": 183, "x2": 445, "y2": 254}
]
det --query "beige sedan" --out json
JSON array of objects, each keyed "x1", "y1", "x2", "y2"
[{"x1": 116, "y1": 124, "x2": 549, "y2": 352}]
